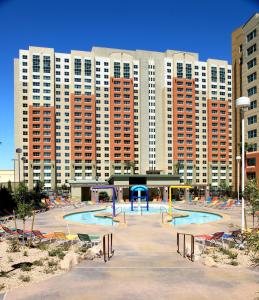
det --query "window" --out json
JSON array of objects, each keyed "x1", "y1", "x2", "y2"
[
  {"x1": 247, "y1": 44, "x2": 256, "y2": 56},
  {"x1": 85, "y1": 59, "x2": 91, "y2": 76},
  {"x1": 247, "y1": 29, "x2": 256, "y2": 42},
  {"x1": 186, "y1": 64, "x2": 192, "y2": 79},
  {"x1": 248, "y1": 86, "x2": 257, "y2": 96},
  {"x1": 250, "y1": 100, "x2": 257, "y2": 110},
  {"x1": 123, "y1": 63, "x2": 130, "y2": 79},
  {"x1": 219, "y1": 68, "x2": 225, "y2": 83},
  {"x1": 248, "y1": 129, "x2": 257, "y2": 138},
  {"x1": 43, "y1": 56, "x2": 51, "y2": 73},
  {"x1": 247, "y1": 72, "x2": 256, "y2": 83},
  {"x1": 177, "y1": 63, "x2": 183, "y2": 78},
  {"x1": 114, "y1": 62, "x2": 120, "y2": 78},
  {"x1": 248, "y1": 115, "x2": 257, "y2": 125},
  {"x1": 74, "y1": 58, "x2": 81, "y2": 75},
  {"x1": 247, "y1": 157, "x2": 256, "y2": 166},
  {"x1": 32, "y1": 55, "x2": 40, "y2": 72},
  {"x1": 247, "y1": 58, "x2": 257, "y2": 69},
  {"x1": 211, "y1": 66, "x2": 217, "y2": 82}
]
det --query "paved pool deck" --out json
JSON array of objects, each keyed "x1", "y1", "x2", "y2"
[{"x1": 4, "y1": 203, "x2": 259, "y2": 300}]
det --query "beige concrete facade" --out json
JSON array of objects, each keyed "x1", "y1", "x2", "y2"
[
  {"x1": 14, "y1": 46, "x2": 232, "y2": 190},
  {"x1": 0, "y1": 170, "x2": 14, "y2": 185},
  {"x1": 232, "y1": 14, "x2": 259, "y2": 189}
]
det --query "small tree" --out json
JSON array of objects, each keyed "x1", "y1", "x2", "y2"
[
  {"x1": 99, "y1": 191, "x2": 110, "y2": 202},
  {"x1": 244, "y1": 179, "x2": 259, "y2": 228},
  {"x1": 31, "y1": 181, "x2": 45, "y2": 207},
  {"x1": 14, "y1": 183, "x2": 34, "y2": 244},
  {"x1": 7, "y1": 180, "x2": 12, "y2": 193}
]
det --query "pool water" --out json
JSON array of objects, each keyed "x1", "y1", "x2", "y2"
[{"x1": 64, "y1": 204, "x2": 222, "y2": 226}]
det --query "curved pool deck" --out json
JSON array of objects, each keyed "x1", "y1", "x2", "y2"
[{"x1": 4, "y1": 202, "x2": 258, "y2": 300}]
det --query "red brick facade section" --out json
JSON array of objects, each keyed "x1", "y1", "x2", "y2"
[
  {"x1": 70, "y1": 94, "x2": 96, "y2": 161},
  {"x1": 246, "y1": 151, "x2": 259, "y2": 181},
  {"x1": 207, "y1": 99, "x2": 229, "y2": 163},
  {"x1": 110, "y1": 77, "x2": 134, "y2": 162},
  {"x1": 29, "y1": 105, "x2": 56, "y2": 160},
  {"x1": 172, "y1": 78, "x2": 196, "y2": 161}
]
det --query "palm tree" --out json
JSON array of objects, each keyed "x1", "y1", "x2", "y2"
[{"x1": 124, "y1": 161, "x2": 135, "y2": 174}]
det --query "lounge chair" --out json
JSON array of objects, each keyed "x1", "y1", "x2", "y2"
[
  {"x1": 54, "y1": 232, "x2": 78, "y2": 240},
  {"x1": 77, "y1": 233, "x2": 101, "y2": 247},
  {"x1": 206, "y1": 200, "x2": 219, "y2": 208},
  {"x1": 195, "y1": 231, "x2": 225, "y2": 247},
  {"x1": 31, "y1": 230, "x2": 56, "y2": 243}
]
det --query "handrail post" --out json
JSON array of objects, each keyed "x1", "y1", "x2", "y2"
[
  {"x1": 107, "y1": 234, "x2": 110, "y2": 260},
  {"x1": 111, "y1": 233, "x2": 113, "y2": 256},
  {"x1": 183, "y1": 234, "x2": 186, "y2": 258},
  {"x1": 103, "y1": 235, "x2": 106, "y2": 263},
  {"x1": 191, "y1": 235, "x2": 194, "y2": 262},
  {"x1": 177, "y1": 232, "x2": 179, "y2": 253}
]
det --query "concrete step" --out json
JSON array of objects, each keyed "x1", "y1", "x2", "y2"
[{"x1": 79, "y1": 250, "x2": 197, "y2": 268}]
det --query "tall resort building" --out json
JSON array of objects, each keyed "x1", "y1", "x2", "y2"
[
  {"x1": 232, "y1": 13, "x2": 259, "y2": 189},
  {"x1": 14, "y1": 46, "x2": 233, "y2": 190}
]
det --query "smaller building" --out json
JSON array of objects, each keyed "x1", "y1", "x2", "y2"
[
  {"x1": 69, "y1": 174, "x2": 182, "y2": 202},
  {"x1": 0, "y1": 170, "x2": 15, "y2": 188}
]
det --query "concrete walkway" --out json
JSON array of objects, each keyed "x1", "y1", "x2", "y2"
[{"x1": 5, "y1": 205, "x2": 259, "y2": 299}]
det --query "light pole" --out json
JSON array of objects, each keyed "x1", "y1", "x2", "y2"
[
  {"x1": 15, "y1": 148, "x2": 22, "y2": 184},
  {"x1": 236, "y1": 97, "x2": 251, "y2": 232},
  {"x1": 236, "y1": 155, "x2": 241, "y2": 204},
  {"x1": 21, "y1": 157, "x2": 26, "y2": 184},
  {"x1": 11, "y1": 158, "x2": 17, "y2": 189}
]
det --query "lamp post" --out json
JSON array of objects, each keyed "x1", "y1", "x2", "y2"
[
  {"x1": 236, "y1": 155, "x2": 241, "y2": 204},
  {"x1": 236, "y1": 97, "x2": 251, "y2": 232},
  {"x1": 15, "y1": 148, "x2": 22, "y2": 184},
  {"x1": 21, "y1": 157, "x2": 26, "y2": 184},
  {"x1": 11, "y1": 159, "x2": 17, "y2": 189}
]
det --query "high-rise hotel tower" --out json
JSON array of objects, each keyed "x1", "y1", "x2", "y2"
[
  {"x1": 14, "y1": 47, "x2": 233, "y2": 190},
  {"x1": 232, "y1": 13, "x2": 259, "y2": 189}
]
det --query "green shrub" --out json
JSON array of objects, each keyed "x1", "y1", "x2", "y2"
[
  {"x1": 0, "y1": 283, "x2": 5, "y2": 290},
  {"x1": 20, "y1": 263, "x2": 32, "y2": 272},
  {"x1": 19, "y1": 275, "x2": 30, "y2": 282},
  {"x1": 23, "y1": 250, "x2": 28, "y2": 257},
  {"x1": 246, "y1": 232, "x2": 259, "y2": 267},
  {"x1": 33, "y1": 260, "x2": 43, "y2": 266},
  {"x1": 229, "y1": 260, "x2": 239, "y2": 266},
  {"x1": 48, "y1": 260, "x2": 58, "y2": 267},
  {"x1": 48, "y1": 248, "x2": 65, "y2": 260},
  {"x1": 7, "y1": 240, "x2": 20, "y2": 253},
  {"x1": 219, "y1": 247, "x2": 238, "y2": 259},
  {"x1": 0, "y1": 271, "x2": 9, "y2": 278},
  {"x1": 36, "y1": 243, "x2": 49, "y2": 251}
]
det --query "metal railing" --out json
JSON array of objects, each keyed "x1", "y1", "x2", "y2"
[
  {"x1": 115, "y1": 207, "x2": 123, "y2": 216},
  {"x1": 177, "y1": 232, "x2": 194, "y2": 262},
  {"x1": 161, "y1": 211, "x2": 168, "y2": 224},
  {"x1": 103, "y1": 233, "x2": 114, "y2": 263},
  {"x1": 160, "y1": 206, "x2": 168, "y2": 214},
  {"x1": 113, "y1": 207, "x2": 126, "y2": 224}
]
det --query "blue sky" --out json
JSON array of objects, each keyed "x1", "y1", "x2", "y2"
[{"x1": 0, "y1": 0, "x2": 258, "y2": 169}]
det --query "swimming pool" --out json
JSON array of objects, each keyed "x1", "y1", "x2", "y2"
[{"x1": 63, "y1": 204, "x2": 222, "y2": 226}]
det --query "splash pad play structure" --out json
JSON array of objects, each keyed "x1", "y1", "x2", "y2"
[{"x1": 130, "y1": 185, "x2": 149, "y2": 213}]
